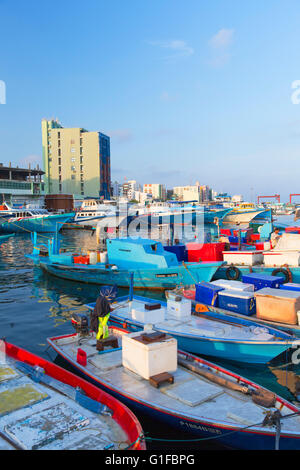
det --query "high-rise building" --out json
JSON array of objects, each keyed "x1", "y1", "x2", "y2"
[
  {"x1": 143, "y1": 183, "x2": 166, "y2": 201},
  {"x1": 41, "y1": 119, "x2": 111, "y2": 199}
]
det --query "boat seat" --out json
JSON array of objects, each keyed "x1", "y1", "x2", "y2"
[
  {"x1": 4, "y1": 402, "x2": 90, "y2": 450},
  {"x1": 161, "y1": 378, "x2": 224, "y2": 407},
  {"x1": 0, "y1": 383, "x2": 49, "y2": 416},
  {"x1": 0, "y1": 365, "x2": 19, "y2": 383},
  {"x1": 88, "y1": 349, "x2": 123, "y2": 372}
]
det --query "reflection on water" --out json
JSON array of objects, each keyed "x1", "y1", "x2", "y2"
[{"x1": 0, "y1": 229, "x2": 300, "y2": 448}]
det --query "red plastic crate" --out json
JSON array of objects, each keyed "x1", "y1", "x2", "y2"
[
  {"x1": 220, "y1": 228, "x2": 232, "y2": 236},
  {"x1": 73, "y1": 255, "x2": 90, "y2": 265},
  {"x1": 285, "y1": 227, "x2": 300, "y2": 233},
  {"x1": 186, "y1": 242, "x2": 226, "y2": 262},
  {"x1": 250, "y1": 234, "x2": 260, "y2": 242}
]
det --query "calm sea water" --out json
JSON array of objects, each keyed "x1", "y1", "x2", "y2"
[{"x1": 1, "y1": 220, "x2": 300, "y2": 450}]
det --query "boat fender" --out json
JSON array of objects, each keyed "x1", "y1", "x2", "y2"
[
  {"x1": 225, "y1": 265, "x2": 241, "y2": 281},
  {"x1": 271, "y1": 267, "x2": 292, "y2": 283}
]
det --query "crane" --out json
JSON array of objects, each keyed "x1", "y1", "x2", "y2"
[{"x1": 257, "y1": 194, "x2": 280, "y2": 204}]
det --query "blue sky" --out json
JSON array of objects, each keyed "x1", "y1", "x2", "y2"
[{"x1": 1, "y1": 0, "x2": 300, "y2": 201}]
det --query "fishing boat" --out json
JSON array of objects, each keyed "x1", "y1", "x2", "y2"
[
  {"x1": 0, "y1": 202, "x2": 74, "y2": 234},
  {"x1": 47, "y1": 325, "x2": 300, "y2": 450},
  {"x1": 86, "y1": 294, "x2": 294, "y2": 364},
  {"x1": 27, "y1": 237, "x2": 223, "y2": 290},
  {"x1": 213, "y1": 233, "x2": 300, "y2": 284},
  {"x1": 0, "y1": 340, "x2": 145, "y2": 450},
  {"x1": 223, "y1": 204, "x2": 272, "y2": 225}
]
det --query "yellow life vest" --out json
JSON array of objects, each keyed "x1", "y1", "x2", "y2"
[{"x1": 96, "y1": 313, "x2": 110, "y2": 340}]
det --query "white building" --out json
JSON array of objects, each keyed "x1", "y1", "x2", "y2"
[
  {"x1": 143, "y1": 184, "x2": 166, "y2": 201},
  {"x1": 173, "y1": 185, "x2": 201, "y2": 202}
]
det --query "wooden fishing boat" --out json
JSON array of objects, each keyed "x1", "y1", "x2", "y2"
[
  {"x1": 177, "y1": 285, "x2": 300, "y2": 338},
  {"x1": 27, "y1": 237, "x2": 223, "y2": 290},
  {"x1": 86, "y1": 295, "x2": 295, "y2": 364},
  {"x1": 47, "y1": 326, "x2": 300, "y2": 450},
  {"x1": 0, "y1": 341, "x2": 145, "y2": 450}
]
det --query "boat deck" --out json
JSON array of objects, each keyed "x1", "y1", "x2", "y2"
[
  {"x1": 0, "y1": 359, "x2": 128, "y2": 450},
  {"x1": 111, "y1": 299, "x2": 278, "y2": 342},
  {"x1": 51, "y1": 331, "x2": 300, "y2": 435}
]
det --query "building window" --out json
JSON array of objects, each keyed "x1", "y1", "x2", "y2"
[
  {"x1": 71, "y1": 175, "x2": 75, "y2": 180},
  {"x1": 70, "y1": 147, "x2": 75, "y2": 153},
  {"x1": 80, "y1": 156, "x2": 83, "y2": 164},
  {"x1": 80, "y1": 165, "x2": 83, "y2": 172},
  {"x1": 71, "y1": 166, "x2": 76, "y2": 171},
  {"x1": 59, "y1": 183, "x2": 62, "y2": 192},
  {"x1": 71, "y1": 157, "x2": 75, "y2": 163},
  {"x1": 80, "y1": 147, "x2": 83, "y2": 154},
  {"x1": 58, "y1": 132, "x2": 60, "y2": 139},
  {"x1": 58, "y1": 140, "x2": 61, "y2": 147},
  {"x1": 58, "y1": 149, "x2": 61, "y2": 156}
]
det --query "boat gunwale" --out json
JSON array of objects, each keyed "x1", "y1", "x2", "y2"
[
  {"x1": 4, "y1": 340, "x2": 145, "y2": 450},
  {"x1": 47, "y1": 330, "x2": 300, "y2": 439}
]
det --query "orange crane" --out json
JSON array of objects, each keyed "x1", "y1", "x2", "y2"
[
  {"x1": 289, "y1": 194, "x2": 300, "y2": 204},
  {"x1": 257, "y1": 194, "x2": 280, "y2": 204}
]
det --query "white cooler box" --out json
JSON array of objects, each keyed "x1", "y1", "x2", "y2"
[
  {"x1": 131, "y1": 305, "x2": 166, "y2": 324},
  {"x1": 222, "y1": 251, "x2": 264, "y2": 266},
  {"x1": 211, "y1": 279, "x2": 254, "y2": 292},
  {"x1": 167, "y1": 298, "x2": 192, "y2": 319},
  {"x1": 122, "y1": 330, "x2": 177, "y2": 380},
  {"x1": 263, "y1": 251, "x2": 300, "y2": 267}
]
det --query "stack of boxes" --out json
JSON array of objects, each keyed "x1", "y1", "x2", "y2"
[{"x1": 194, "y1": 274, "x2": 294, "y2": 319}]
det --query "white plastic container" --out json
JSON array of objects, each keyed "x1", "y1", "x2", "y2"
[
  {"x1": 222, "y1": 251, "x2": 264, "y2": 266},
  {"x1": 100, "y1": 251, "x2": 108, "y2": 263},
  {"x1": 263, "y1": 251, "x2": 300, "y2": 267},
  {"x1": 131, "y1": 306, "x2": 166, "y2": 324},
  {"x1": 122, "y1": 330, "x2": 177, "y2": 380},
  {"x1": 211, "y1": 279, "x2": 254, "y2": 292},
  {"x1": 167, "y1": 298, "x2": 191, "y2": 319},
  {"x1": 88, "y1": 251, "x2": 98, "y2": 265}
]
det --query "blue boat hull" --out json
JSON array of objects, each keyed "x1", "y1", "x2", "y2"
[
  {"x1": 108, "y1": 316, "x2": 291, "y2": 364},
  {"x1": 38, "y1": 260, "x2": 222, "y2": 290},
  {"x1": 51, "y1": 346, "x2": 300, "y2": 450},
  {"x1": 0, "y1": 213, "x2": 75, "y2": 234},
  {"x1": 86, "y1": 295, "x2": 294, "y2": 364},
  {"x1": 213, "y1": 265, "x2": 300, "y2": 284}
]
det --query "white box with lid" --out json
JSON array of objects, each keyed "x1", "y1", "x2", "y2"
[
  {"x1": 131, "y1": 306, "x2": 166, "y2": 324},
  {"x1": 167, "y1": 298, "x2": 191, "y2": 319},
  {"x1": 122, "y1": 330, "x2": 177, "y2": 380},
  {"x1": 222, "y1": 251, "x2": 264, "y2": 266},
  {"x1": 211, "y1": 279, "x2": 254, "y2": 292}
]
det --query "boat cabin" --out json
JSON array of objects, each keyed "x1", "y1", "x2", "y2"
[{"x1": 107, "y1": 238, "x2": 179, "y2": 269}]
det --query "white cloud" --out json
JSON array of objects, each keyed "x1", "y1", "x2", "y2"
[
  {"x1": 208, "y1": 28, "x2": 235, "y2": 67},
  {"x1": 149, "y1": 40, "x2": 194, "y2": 61},
  {"x1": 209, "y1": 29, "x2": 234, "y2": 49}
]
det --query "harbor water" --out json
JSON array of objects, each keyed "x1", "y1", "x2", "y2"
[{"x1": 1, "y1": 222, "x2": 300, "y2": 450}]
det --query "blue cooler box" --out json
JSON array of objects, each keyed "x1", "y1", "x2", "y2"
[
  {"x1": 218, "y1": 289, "x2": 256, "y2": 316},
  {"x1": 280, "y1": 283, "x2": 300, "y2": 292},
  {"x1": 241, "y1": 273, "x2": 284, "y2": 290},
  {"x1": 195, "y1": 282, "x2": 224, "y2": 306}
]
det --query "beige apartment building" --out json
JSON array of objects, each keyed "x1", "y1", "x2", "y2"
[
  {"x1": 143, "y1": 183, "x2": 166, "y2": 201},
  {"x1": 42, "y1": 119, "x2": 111, "y2": 199}
]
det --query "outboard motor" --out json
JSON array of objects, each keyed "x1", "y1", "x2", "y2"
[{"x1": 71, "y1": 313, "x2": 89, "y2": 336}]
